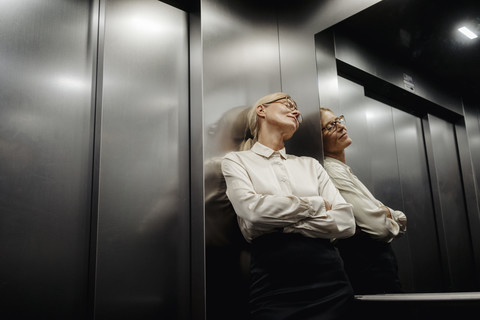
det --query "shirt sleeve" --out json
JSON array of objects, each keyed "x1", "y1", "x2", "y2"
[
  {"x1": 329, "y1": 165, "x2": 406, "y2": 242},
  {"x1": 389, "y1": 207, "x2": 407, "y2": 236},
  {"x1": 283, "y1": 161, "x2": 356, "y2": 239},
  {"x1": 222, "y1": 155, "x2": 331, "y2": 241}
]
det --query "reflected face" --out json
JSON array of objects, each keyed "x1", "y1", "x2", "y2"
[{"x1": 321, "y1": 110, "x2": 352, "y2": 154}]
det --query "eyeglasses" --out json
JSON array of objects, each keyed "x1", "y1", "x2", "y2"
[
  {"x1": 322, "y1": 115, "x2": 346, "y2": 132},
  {"x1": 263, "y1": 96, "x2": 303, "y2": 124}
]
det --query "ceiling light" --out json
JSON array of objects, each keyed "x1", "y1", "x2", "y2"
[{"x1": 458, "y1": 26, "x2": 478, "y2": 39}]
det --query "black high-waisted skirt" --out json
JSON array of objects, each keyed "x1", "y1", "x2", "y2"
[
  {"x1": 335, "y1": 232, "x2": 403, "y2": 295},
  {"x1": 249, "y1": 233, "x2": 354, "y2": 320}
]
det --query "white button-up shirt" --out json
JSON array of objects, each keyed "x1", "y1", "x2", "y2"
[
  {"x1": 221, "y1": 142, "x2": 355, "y2": 243},
  {"x1": 323, "y1": 157, "x2": 407, "y2": 243}
]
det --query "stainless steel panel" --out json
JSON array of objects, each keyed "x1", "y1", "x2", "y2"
[
  {"x1": 363, "y1": 98, "x2": 401, "y2": 207},
  {"x1": 337, "y1": 76, "x2": 373, "y2": 188},
  {"x1": 94, "y1": 1, "x2": 190, "y2": 319},
  {"x1": 202, "y1": 1, "x2": 281, "y2": 319},
  {"x1": 202, "y1": 0, "x2": 282, "y2": 160},
  {"x1": 462, "y1": 97, "x2": 480, "y2": 286},
  {"x1": 0, "y1": 0, "x2": 96, "y2": 318},
  {"x1": 337, "y1": 77, "x2": 411, "y2": 287},
  {"x1": 455, "y1": 120, "x2": 480, "y2": 287},
  {"x1": 392, "y1": 108, "x2": 442, "y2": 292},
  {"x1": 360, "y1": 97, "x2": 415, "y2": 291},
  {"x1": 464, "y1": 98, "x2": 480, "y2": 201},
  {"x1": 427, "y1": 114, "x2": 475, "y2": 291},
  {"x1": 315, "y1": 30, "x2": 340, "y2": 112}
]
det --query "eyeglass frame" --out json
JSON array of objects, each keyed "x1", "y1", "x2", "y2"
[
  {"x1": 322, "y1": 115, "x2": 346, "y2": 132},
  {"x1": 262, "y1": 96, "x2": 303, "y2": 124}
]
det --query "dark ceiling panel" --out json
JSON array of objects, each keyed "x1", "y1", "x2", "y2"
[{"x1": 335, "y1": 0, "x2": 480, "y2": 91}]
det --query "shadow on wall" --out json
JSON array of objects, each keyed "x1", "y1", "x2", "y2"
[{"x1": 204, "y1": 106, "x2": 251, "y2": 320}]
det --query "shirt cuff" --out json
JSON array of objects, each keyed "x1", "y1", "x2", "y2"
[{"x1": 304, "y1": 196, "x2": 326, "y2": 217}]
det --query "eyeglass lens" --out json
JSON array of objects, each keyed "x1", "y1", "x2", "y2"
[
  {"x1": 265, "y1": 97, "x2": 302, "y2": 124},
  {"x1": 325, "y1": 116, "x2": 345, "y2": 131}
]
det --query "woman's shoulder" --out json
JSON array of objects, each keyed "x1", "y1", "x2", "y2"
[
  {"x1": 224, "y1": 149, "x2": 249, "y2": 157},
  {"x1": 222, "y1": 150, "x2": 258, "y2": 164}
]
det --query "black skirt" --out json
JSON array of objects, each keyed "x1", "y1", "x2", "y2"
[
  {"x1": 335, "y1": 232, "x2": 403, "y2": 295},
  {"x1": 249, "y1": 233, "x2": 354, "y2": 320}
]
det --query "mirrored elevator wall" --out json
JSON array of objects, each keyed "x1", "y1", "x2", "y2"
[
  {"x1": 335, "y1": 76, "x2": 476, "y2": 292},
  {"x1": 0, "y1": 0, "x2": 190, "y2": 319},
  {"x1": 315, "y1": 27, "x2": 480, "y2": 293}
]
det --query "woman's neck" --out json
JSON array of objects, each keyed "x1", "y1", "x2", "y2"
[{"x1": 257, "y1": 131, "x2": 285, "y2": 151}]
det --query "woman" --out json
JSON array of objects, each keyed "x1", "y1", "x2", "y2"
[
  {"x1": 320, "y1": 107, "x2": 407, "y2": 294},
  {"x1": 221, "y1": 92, "x2": 356, "y2": 319}
]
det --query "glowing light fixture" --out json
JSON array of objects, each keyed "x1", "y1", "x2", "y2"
[{"x1": 458, "y1": 26, "x2": 478, "y2": 39}]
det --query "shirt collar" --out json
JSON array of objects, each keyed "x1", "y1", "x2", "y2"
[
  {"x1": 324, "y1": 156, "x2": 350, "y2": 169},
  {"x1": 251, "y1": 142, "x2": 287, "y2": 159}
]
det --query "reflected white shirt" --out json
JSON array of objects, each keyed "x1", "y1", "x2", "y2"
[
  {"x1": 221, "y1": 142, "x2": 355, "y2": 243},
  {"x1": 323, "y1": 157, "x2": 407, "y2": 243}
]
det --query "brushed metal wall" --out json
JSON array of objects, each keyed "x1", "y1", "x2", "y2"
[
  {"x1": 0, "y1": 0, "x2": 190, "y2": 319},
  {"x1": 94, "y1": 1, "x2": 190, "y2": 319},
  {"x1": 202, "y1": 2, "x2": 281, "y2": 318},
  {"x1": 0, "y1": 0, "x2": 97, "y2": 318}
]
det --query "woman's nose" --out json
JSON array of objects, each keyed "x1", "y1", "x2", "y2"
[{"x1": 292, "y1": 109, "x2": 303, "y2": 124}]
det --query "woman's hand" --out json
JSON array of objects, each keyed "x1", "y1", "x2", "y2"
[
  {"x1": 380, "y1": 205, "x2": 392, "y2": 219},
  {"x1": 324, "y1": 199, "x2": 332, "y2": 211}
]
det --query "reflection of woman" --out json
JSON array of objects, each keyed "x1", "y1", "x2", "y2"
[
  {"x1": 320, "y1": 107, "x2": 407, "y2": 294},
  {"x1": 204, "y1": 106, "x2": 252, "y2": 320},
  {"x1": 222, "y1": 92, "x2": 356, "y2": 319}
]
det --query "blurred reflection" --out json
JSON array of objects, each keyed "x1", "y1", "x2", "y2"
[{"x1": 205, "y1": 105, "x2": 251, "y2": 320}]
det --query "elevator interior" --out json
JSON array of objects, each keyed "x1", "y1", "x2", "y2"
[{"x1": 1, "y1": 0, "x2": 479, "y2": 319}]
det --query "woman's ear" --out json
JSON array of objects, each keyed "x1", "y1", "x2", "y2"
[{"x1": 256, "y1": 105, "x2": 265, "y2": 118}]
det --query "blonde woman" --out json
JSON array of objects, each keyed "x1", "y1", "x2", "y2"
[
  {"x1": 222, "y1": 93, "x2": 356, "y2": 319},
  {"x1": 320, "y1": 107, "x2": 407, "y2": 294}
]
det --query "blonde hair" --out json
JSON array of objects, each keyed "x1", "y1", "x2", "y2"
[
  {"x1": 241, "y1": 92, "x2": 293, "y2": 150},
  {"x1": 320, "y1": 107, "x2": 333, "y2": 127},
  {"x1": 320, "y1": 107, "x2": 332, "y2": 114}
]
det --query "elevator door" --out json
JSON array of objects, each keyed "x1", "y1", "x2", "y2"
[
  {"x1": 336, "y1": 76, "x2": 475, "y2": 292},
  {"x1": 94, "y1": 1, "x2": 190, "y2": 319},
  {"x1": 0, "y1": 1, "x2": 95, "y2": 318}
]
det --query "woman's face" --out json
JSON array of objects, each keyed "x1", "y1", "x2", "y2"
[
  {"x1": 261, "y1": 97, "x2": 301, "y2": 139},
  {"x1": 321, "y1": 110, "x2": 352, "y2": 154}
]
